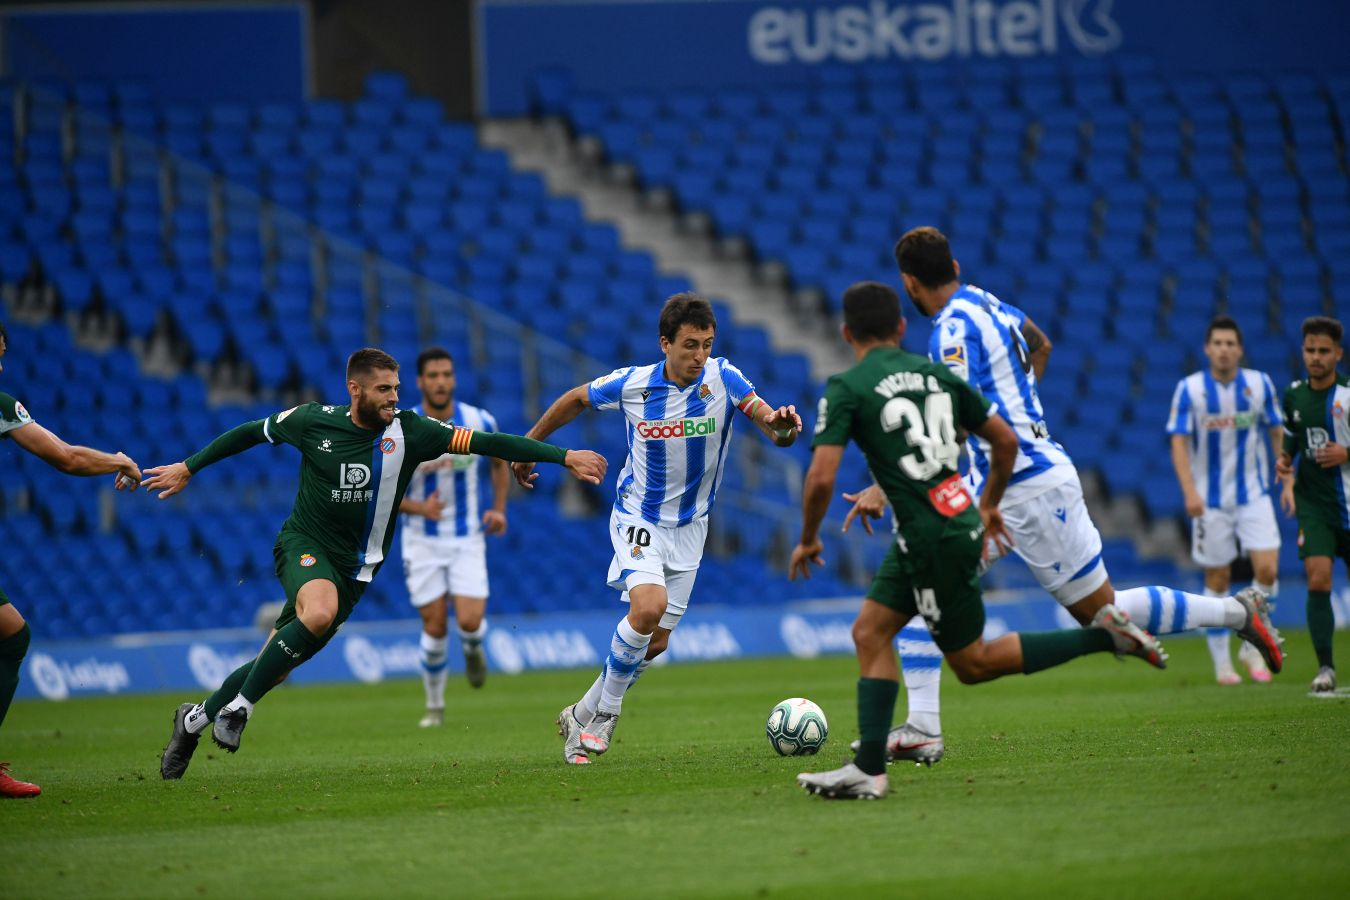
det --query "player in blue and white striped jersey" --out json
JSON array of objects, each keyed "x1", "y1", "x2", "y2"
[
  {"x1": 398, "y1": 348, "x2": 510, "y2": 727},
  {"x1": 512, "y1": 294, "x2": 803, "y2": 765},
  {"x1": 1168, "y1": 316, "x2": 1285, "y2": 685},
  {"x1": 841, "y1": 228, "x2": 1281, "y2": 765}
]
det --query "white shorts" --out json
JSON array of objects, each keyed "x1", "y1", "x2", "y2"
[
  {"x1": 605, "y1": 507, "x2": 707, "y2": 631},
  {"x1": 999, "y1": 474, "x2": 1109, "y2": 606},
  {"x1": 1191, "y1": 497, "x2": 1281, "y2": 568},
  {"x1": 402, "y1": 534, "x2": 489, "y2": 607}
]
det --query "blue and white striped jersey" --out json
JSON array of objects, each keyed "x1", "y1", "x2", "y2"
[
  {"x1": 401, "y1": 401, "x2": 498, "y2": 540},
  {"x1": 589, "y1": 357, "x2": 758, "y2": 528},
  {"x1": 1166, "y1": 368, "x2": 1283, "y2": 509},
  {"x1": 929, "y1": 284, "x2": 1075, "y2": 505}
]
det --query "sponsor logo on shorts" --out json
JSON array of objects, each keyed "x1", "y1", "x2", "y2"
[
  {"x1": 300, "y1": 553, "x2": 317, "y2": 567},
  {"x1": 630, "y1": 546, "x2": 645, "y2": 560},
  {"x1": 380, "y1": 437, "x2": 397, "y2": 454},
  {"x1": 928, "y1": 472, "x2": 971, "y2": 517},
  {"x1": 636, "y1": 416, "x2": 717, "y2": 439}
]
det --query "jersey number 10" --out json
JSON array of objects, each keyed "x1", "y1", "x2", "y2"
[{"x1": 881, "y1": 393, "x2": 960, "y2": 480}]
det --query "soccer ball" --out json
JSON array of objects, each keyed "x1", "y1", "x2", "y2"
[{"x1": 765, "y1": 697, "x2": 828, "y2": 756}]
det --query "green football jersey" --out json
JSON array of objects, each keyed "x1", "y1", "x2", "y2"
[
  {"x1": 1282, "y1": 372, "x2": 1350, "y2": 529},
  {"x1": 0, "y1": 391, "x2": 33, "y2": 437},
  {"x1": 812, "y1": 346, "x2": 993, "y2": 553},
  {"x1": 264, "y1": 403, "x2": 466, "y2": 582}
]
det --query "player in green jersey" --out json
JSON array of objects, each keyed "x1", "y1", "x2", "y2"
[
  {"x1": 788, "y1": 283, "x2": 1165, "y2": 799},
  {"x1": 152, "y1": 348, "x2": 606, "y2": 779},
  {"x1": 0, "y1": 322, "x2": 143, "y2": 798},
  {"x1": 1276, "y1": 316, "x2": 1348, "y2": 696}
]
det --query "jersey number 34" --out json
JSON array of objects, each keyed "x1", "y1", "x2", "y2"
[{"x1": 881, "y1": 393, "x2": 960, "y2": 480}]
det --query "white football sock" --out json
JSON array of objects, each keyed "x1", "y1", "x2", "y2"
[
  {"x1": 597, "y1": 617, "x2": 651, "y2": 715},
  {"x1": 1113, "y1": 586, "x2": 1246, "y2": 634},
  {"x1": 458, "y1": 620, "x2": 487, "y2": 650},
  {"x1": 183, "y1": 702, "x2": 210, "y2": 734},
  {"x1": 221, "y1": 694, "x2": 254, "y2": 719},
  {"x1": 898, "y1": 621, "x2": 942, "y2": 735},
  {"x1": 420, "y1": 632, "x2": 449, "y2": 710},
  {"x1": 575, "y1": 671, "x2": 604, "y2": 724},
  {"x1": 1254, "y1": 580, "x2": 1278, "y2": 600}
]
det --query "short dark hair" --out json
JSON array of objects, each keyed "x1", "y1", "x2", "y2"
[
  {"x1": 894, "y1": 227, "x2": 957, "y2": 289},
  {"x1": 658, "y1": 293, "x2": 716, "y2": 343},
  {"x1": 347, "y1": 347, "x2": 399, "y2": 381},
  {"x1": 1205, "y1": 315, "x2": 1243, "y2": 345},
  {"x1": 416, "y1": 346, "x2": 454, "y2": 375},
  {"x1": 1303, "y1": 316, "x2": 1344, "y2": 344},
  {"x1": 842, "y1": 281, "x2": 903, "y2": 342}
]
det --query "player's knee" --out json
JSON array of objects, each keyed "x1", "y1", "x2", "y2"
[{"x1": 850, "y1": 619, "x2": 890, "y2": 656}]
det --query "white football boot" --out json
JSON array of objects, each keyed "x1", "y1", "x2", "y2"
[
  {"x1": 797, "y1": 763, "x2": 888, "y2": 800},
  {"x1": 558, "y1": 705, "x2": 591, "y2": 765},
  {"x1": 579, "y1": 710, "x2": 618, "y2": 755}
]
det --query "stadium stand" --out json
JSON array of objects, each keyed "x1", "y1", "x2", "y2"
[
  {"x1": 6, "y1": 58, "x2": 1343, "y2": 637},
  {"x1": 0, "y1": 73, "x2": 851, "y2": 638}
]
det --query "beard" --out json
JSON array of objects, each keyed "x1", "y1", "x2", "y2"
[{"x1": 356, "y1": 394, "x2": 394, "y2": 424}]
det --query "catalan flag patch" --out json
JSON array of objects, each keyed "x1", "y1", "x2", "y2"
[{"x1": 449, "y1": 427, "x2": 474, "y2": 454}]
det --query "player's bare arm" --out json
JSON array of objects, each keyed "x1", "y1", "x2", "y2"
[
  {"x1": 747, "y1": 395, "x2": 803, "y2": 447},
  {"x1": 789, "y1": 444, "x2": 844, "y2": 580},
  {"x1": 842, "y1": 483, "x2": 887, "y2": 535},
  {"x1": 10, "y1": 420, "x2": 141, "y2": 488},
  {"x1": 1020, "y1": 316, "x2": 1052, "y2": 382},
  {"x1": 1169, "y1": 433, "x2": 1205, "y2": 518},
  {"x1": 512, "y1": 384, "x2": 592, "y2": 489},
  {"x1": 483, "y1": 457, "x2": 510, "y2": 534},
  {"x1": 971, "y1": 413, "x2": 1017, "y2": 553},
  {"x1": 398, "y1": 491, "x2": 443, "y2": 520}
]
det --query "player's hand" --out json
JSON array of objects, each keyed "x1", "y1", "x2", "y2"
[
  {"x1": 142, "y1": 462, "x2": 191, "y2": 499},
  {"x1": 764, "y1": 404, "x2": 802, "y2": 446},
  {"x1": 420, "y1": 490, "x2": 444, "y2": 520},
  {"x1": 979, "y1": 505, "x2": 1013, "y2": 558},
  {"x1": 841, "y1": 484, "x2": 887, "y2": 536},
  {"x1": 1280, "y1": 482, "x2": 1296, "y2": 517},
  {"x1": 1183, "y1": 490, "x2": 1204, "y2": 519},
  {"x1": 788, "y1": 539, "x2": 825, "y2": 581},
  {"x1": 1315, "y1": 442, "x2": 1348, "y2": 468},
  {"x1": 482, "y1": 509, "x2": 507, "y2": 535},
  {"x1": 564, "y1": 449, "x2": 607, "y2": 485},
  {"x1": 1275, "y1": 453, "x2": 1293, "y2": 479},
  {"x1": 114, "y1": 452, "x2": 142, "y2": 491},
  {"x1": 511, "y1": 461, "x2": 538, "y2": 489}
]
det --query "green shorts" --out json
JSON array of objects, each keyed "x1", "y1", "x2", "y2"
[
  {"x1": 1297, "y1": 517, "x2": 1350, "y2": 564},
  {"x1": 273, "y1": 534, "x2": 366, "y2": 641},
  {"x1": 867, "y1": 525, "x2": 985, "y2": 653}
]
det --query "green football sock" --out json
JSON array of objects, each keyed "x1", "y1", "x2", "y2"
[
  {"x1": 0, "y1": 623, "x2": 31, "y2": 731},
  {"x1": 240, "y1": 619, "x2": 323, "y2": 705},
  {"x1": 204, "y1": 660, "x2": 254, "y2": 720},
  {"x1": 1307, "y1": 590, "x2": 1335, "y2": 670},
  {"x1": 1020, "y1": 629, "x2": 1116, "y2": 674},
  {"x1": 853, "y1": 677, "x2": 899, "y2": 776}
]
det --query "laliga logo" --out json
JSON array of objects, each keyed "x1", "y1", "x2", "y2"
[
  {"x1": 747, "y1": 0, "x2": 1122, "y2": 65},
  {"x1": 187, "y1": 643, "x2": 256, "y2": 689},
  {"x1": 28, "y1": 653, "x2": 69, "y2": 700},
  {"x1": 340, "y1": 463, "x2": 371, "y2": 489}
]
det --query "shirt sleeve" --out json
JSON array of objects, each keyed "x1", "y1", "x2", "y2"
[
  {"x1": 718, "y1": 359, "x2": 757, "y2": 408},
  {"x1": 999, "y1": 300, "x2": 1028, "y2": 328},
  {"x1": 930, "y1": 315, "x2": 980, "y2": 385},
  {"x1": 1165, "y1": 380, "x2": 1193, "y2": 435},
  {"x1": 0, "y1": 391, "x2": 33, "y2": 437},
  {"x1": 1260, "y1": 373, "x2": 1284, "y2": 427},
  {"x1": 587, "y1": 367, "x2": 633, "y2": 411},
  {"x1": 403, "y1": 413, "x2": 459, "y2": 462},
  {"x1": 810, "y1": 376, "x2": 858, "y2": 448},
  {"x1": 263, "y1": 403, "x2": 312, "y2": 447}
]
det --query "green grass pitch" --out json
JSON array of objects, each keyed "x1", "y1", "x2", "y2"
[{"x1": 3, "y1": 630, "x2": 1348, "y2": 899}]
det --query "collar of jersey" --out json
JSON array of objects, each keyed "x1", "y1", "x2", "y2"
[
  {"x1": 656, "y1": 360, "x2": 709, "y2": 392},
  {"x1": 933, "y1": 284, "x2": 978, "y2": 323}
]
